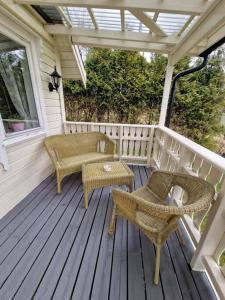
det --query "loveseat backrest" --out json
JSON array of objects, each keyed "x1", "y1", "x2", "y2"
[{"x1": 44, "y1": 132, "x2": 108, "y2": 159}]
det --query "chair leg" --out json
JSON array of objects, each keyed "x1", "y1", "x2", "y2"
[
  {"x1": 108, "y1": 205, "x2": 117, "y2": 235},
  {"x1": 154, "y1": 243, "x2": 161, "y2": 285},
  {"x1": 57, "y1": 180, "x2": 62, "y2": 194}
]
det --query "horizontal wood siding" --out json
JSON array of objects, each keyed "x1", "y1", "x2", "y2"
[{"x1": 0, "y1": 33, "x2": 64, "y2": 218}]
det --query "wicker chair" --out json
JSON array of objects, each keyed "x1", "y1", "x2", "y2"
[
  {"x1": 44, "y1": 132, "x2": 115, "y2": 193},
  {"x1": 108, "y1": 170, "x2": 215, "y2": 284}
]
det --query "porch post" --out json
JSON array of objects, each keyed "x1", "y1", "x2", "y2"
[{"x1": 159, "y1": 56, "x2": 174, "y2": 126}]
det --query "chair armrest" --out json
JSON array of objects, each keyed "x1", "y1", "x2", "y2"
[
  {"x1": 103, "y1": 135, "x2": 116, "y2": 155},
  {"x1": 113, "y1": 188, "x2": 184, "y2": 217},
  {"x1": 45, "y1": 147, "x2": 59, "y2": 170},
  {"x1": 112, "y1": 188, "x2": 138, "y2": 210}
]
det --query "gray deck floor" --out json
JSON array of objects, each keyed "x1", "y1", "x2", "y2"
[{"x1": 0, "y1": 165, "x2": 217, "y2": 300}]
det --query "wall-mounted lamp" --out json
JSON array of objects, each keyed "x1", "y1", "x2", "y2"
[{"x1": 48, "y1": 66, "x2": 61, "y2": 92}]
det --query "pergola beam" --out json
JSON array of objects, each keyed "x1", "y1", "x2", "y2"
[
  {"x1": 45, "y1": 24, "x2": 178, "y2": 45},
  {"x1": 71, "y1": 35, "x2": 172, "y2": 54},
  {"x1": 129, "y1": 8, "x2": 167, "y2": 37},
  {"x1": 14, "y1": 0, "x2": 205, "y2": 15},
  {"x1": 172, "y1": 0, "x2": 225, "y2": 63}
]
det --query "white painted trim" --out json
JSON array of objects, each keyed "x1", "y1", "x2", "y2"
[
  {"x1": 72, "y1": 36, "x2": 172, "y2": 54},
  {"x1": 0, "y1": 0, "x2": 54, "y2": 44},
  {"x1": 87, "y1": 8, "x2": 98, "y2": 29},
  {"x1": 45, "y1": 25, "x2": 178, "y2": 45},
  {"x1": 15, "y1": 0, "x2": 204, "y2": 15},
  {"x1": 0, "y1": 10, "x2": 50, "y2": 169},
  {"x1": 158, "y1": 126, "x2": 225, "y2": 173},
  {"x1": 0, "y1": 12, "x2": 48, "y2": 136},
  {"x1": 129, "y1": 9, "x2": 167, "y2": 37},
  {"x1": 171, "y1": 0, "x2": 225, "y2": 64},
  {"x1": 159, "y1": 59, "x2": 174, "y2": 126}
]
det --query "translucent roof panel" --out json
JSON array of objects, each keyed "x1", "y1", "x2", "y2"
[
  {"x1": 63, "y1": 7, "x2": 94, "y2": 28},
  {"x1": 92, "y1": 9, "x2": 121, "y2": 31},
  {"x1": 33, "y1": 5, "x2": 63, "y2": 24},
  {"x1": 146, "y1": 13, "x2": 191, "y2": 35},
  {"x1": 125, "y1": 11, "x2": 151, "y2": 33}
]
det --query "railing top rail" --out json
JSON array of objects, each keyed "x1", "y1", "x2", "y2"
[
  {"x1": 159, "y1": 126, "x2": 225, "y2": 173},
  {"x1": 64, "y1": 121, "x2": 157, "y2": 128}
]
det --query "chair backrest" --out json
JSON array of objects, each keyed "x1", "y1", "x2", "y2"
[
  {"x1": 44, "y1": 132, "x2": 108, "y2": 160},
  {"x1": 148, "y1": 170, "x2": 215, "y2": 215}
]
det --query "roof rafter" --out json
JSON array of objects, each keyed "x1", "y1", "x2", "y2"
[
  {"x1": 45, "y1": 24, "x2": 179, "y2": 45},
  {"x1": 171, "y1": 0, "x2": 225, "y2": 63},
  {"x1": 87, "y1": 7, "x2": 98, "y2": 29},
  {"x1": 120, "y1": 9, "x2": 125, "y2": 31},
  {"x1": 14, "y1": 0, "x2": 205, "y2": 15},
  {"x1": 129, "y1": 8, "x2": 167, "y2": 36},
  {"x1": 56, "y1": 6, "x2": 72, "y2": 27}
]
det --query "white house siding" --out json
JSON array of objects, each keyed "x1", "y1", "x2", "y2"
[{"x1": 0, "y1": 7, "x2": 64, "y2": 218}]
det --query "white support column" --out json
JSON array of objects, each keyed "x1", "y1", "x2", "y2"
[{"x1": 159, "y1": 56, "x2": 174, "y2": 126}]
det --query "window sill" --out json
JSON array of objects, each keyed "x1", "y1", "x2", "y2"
[{"x1": 3, "y1": 130, "x2": 47, "y2": 148}]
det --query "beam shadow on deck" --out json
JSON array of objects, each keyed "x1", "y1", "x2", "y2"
[{"x1": 0, "y1": 166, "x2": 217, "y2": 300}]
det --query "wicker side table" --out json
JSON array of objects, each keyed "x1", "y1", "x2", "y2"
[{"x1": 82, "y1": 161, "x2": 134, "y2": 208}]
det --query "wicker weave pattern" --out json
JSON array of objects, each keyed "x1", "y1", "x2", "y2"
[
  {"x1": 44, "y1": 132, "x2": 115, "y2": 193},
  {"x1": 108, "y1": 170, "x2": 215, "y2": 284},
  {"x1": 82, "y1": 161, "x2": 134, "y2": 208}
]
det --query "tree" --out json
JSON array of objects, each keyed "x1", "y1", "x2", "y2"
[
  {"x1": 171, "y1": 51, "x2": 225, "y2": 150},
  {"x1": 63, "y1": 47, "x2": 225, "y2": 151}
]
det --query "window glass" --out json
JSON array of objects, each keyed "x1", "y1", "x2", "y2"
[{"x1": 0, "y1": 33, "x2": 39, "y2": 135}]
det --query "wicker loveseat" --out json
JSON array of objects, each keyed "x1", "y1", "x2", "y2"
[{"x1": 44, "y1": 132, "x2": 115, "y2": 193}]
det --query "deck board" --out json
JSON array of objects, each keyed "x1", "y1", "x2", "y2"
[{"x1": 0, "y1": 166, "x2": 217, "y2": 300}]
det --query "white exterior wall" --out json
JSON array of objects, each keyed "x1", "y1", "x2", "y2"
[{"x1": 0, "y1": 7, "x2": 64, "y2": 218}]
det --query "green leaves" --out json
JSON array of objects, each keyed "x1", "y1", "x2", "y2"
[{"x1": 64, "y1": 47, "x2": 225, "y2": 152}]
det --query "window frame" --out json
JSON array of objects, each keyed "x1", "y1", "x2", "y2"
[{"x1": 0, "y1": 23, "x2": 47, "y2": 142}]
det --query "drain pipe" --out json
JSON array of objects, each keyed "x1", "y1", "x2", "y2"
[
  {"x1": 165, "y1": 54, "x2": 209, "y2": 127},
  {"x1": 165, "y1": 36, "x2": 225, "y2": 128}
]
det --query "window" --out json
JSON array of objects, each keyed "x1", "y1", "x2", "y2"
[{"x1": 0, "y1": 33, "x2": 40, "y2": 135}]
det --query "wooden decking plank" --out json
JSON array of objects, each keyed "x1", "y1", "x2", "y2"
[
  {"x1": 32, "y1": 191, "x2": 98, "y2": 300},
  {"x1": 0, "y1": 174, "x2": 54, "y2": 231},
  {"x1": 32, "y1": 207, "x2": 86, "y2": 300},
  {"x1": 71, "y1": 188, "x2": 111, "y2": 300},
  {"x1": 89, "y1": 196, "x2": 114, "y2": 300},
  {"x1": 0, "y1": 166, "x2": 217, "y2": 300},
  {"x1": 177, "y1": 225, "x2": 217, "y2": 300},
  {"x1": 160, "y1": 243, "x2": 183, "y2": 300},
  {"x1": 0, "y1": 175, "x2": 56, "y2": 243},
  {"x1": 13, "y1": 184, "x2": 84, "y2": 300},
  {"x1": 0, "y1": 178, "x2": 81, "y2": 299},
  {"x1": 51, "y1": 188, "x2": 104, "y2": 300},
  {"x1": 0, "y1": 176, "x2": 72, "y2": 265},
  {"x1": 127, "y1": 165, "x2": 146, "y2": 300},
  {"x1": 109, "y1": 217, "x2": 128, "y2": 300},
  {"x1": 0, "y1": 176, "x2": 77, "y2": 291},
  {"x1": 138, "y1": 166, "x2": 164, "y2": 300},
  {"x1": 167, "y1": 233, "x2": 200, "y2": 300}
]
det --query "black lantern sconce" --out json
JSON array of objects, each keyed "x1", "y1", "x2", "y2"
[{"x1": 48, "y1": 66, "x2": 61, "y2": 92}]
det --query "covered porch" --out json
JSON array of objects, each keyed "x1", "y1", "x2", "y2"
[
  {"x1": 0, "y1": 165, "x2": 217, "y2": 300},
  {"x1": 0, "y1": 1, "x2": 225, "y2": 299}
]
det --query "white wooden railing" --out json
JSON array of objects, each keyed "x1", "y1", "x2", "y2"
[
  {"x1": 64, "y1": 121, "x2": 155, "y2": 165},
  {"x1": 64, "y1": 121, "x2": 225, "y2": 299},
  {"x1": 153, "y1": 126, "x2": 225, "y2": 299}
]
